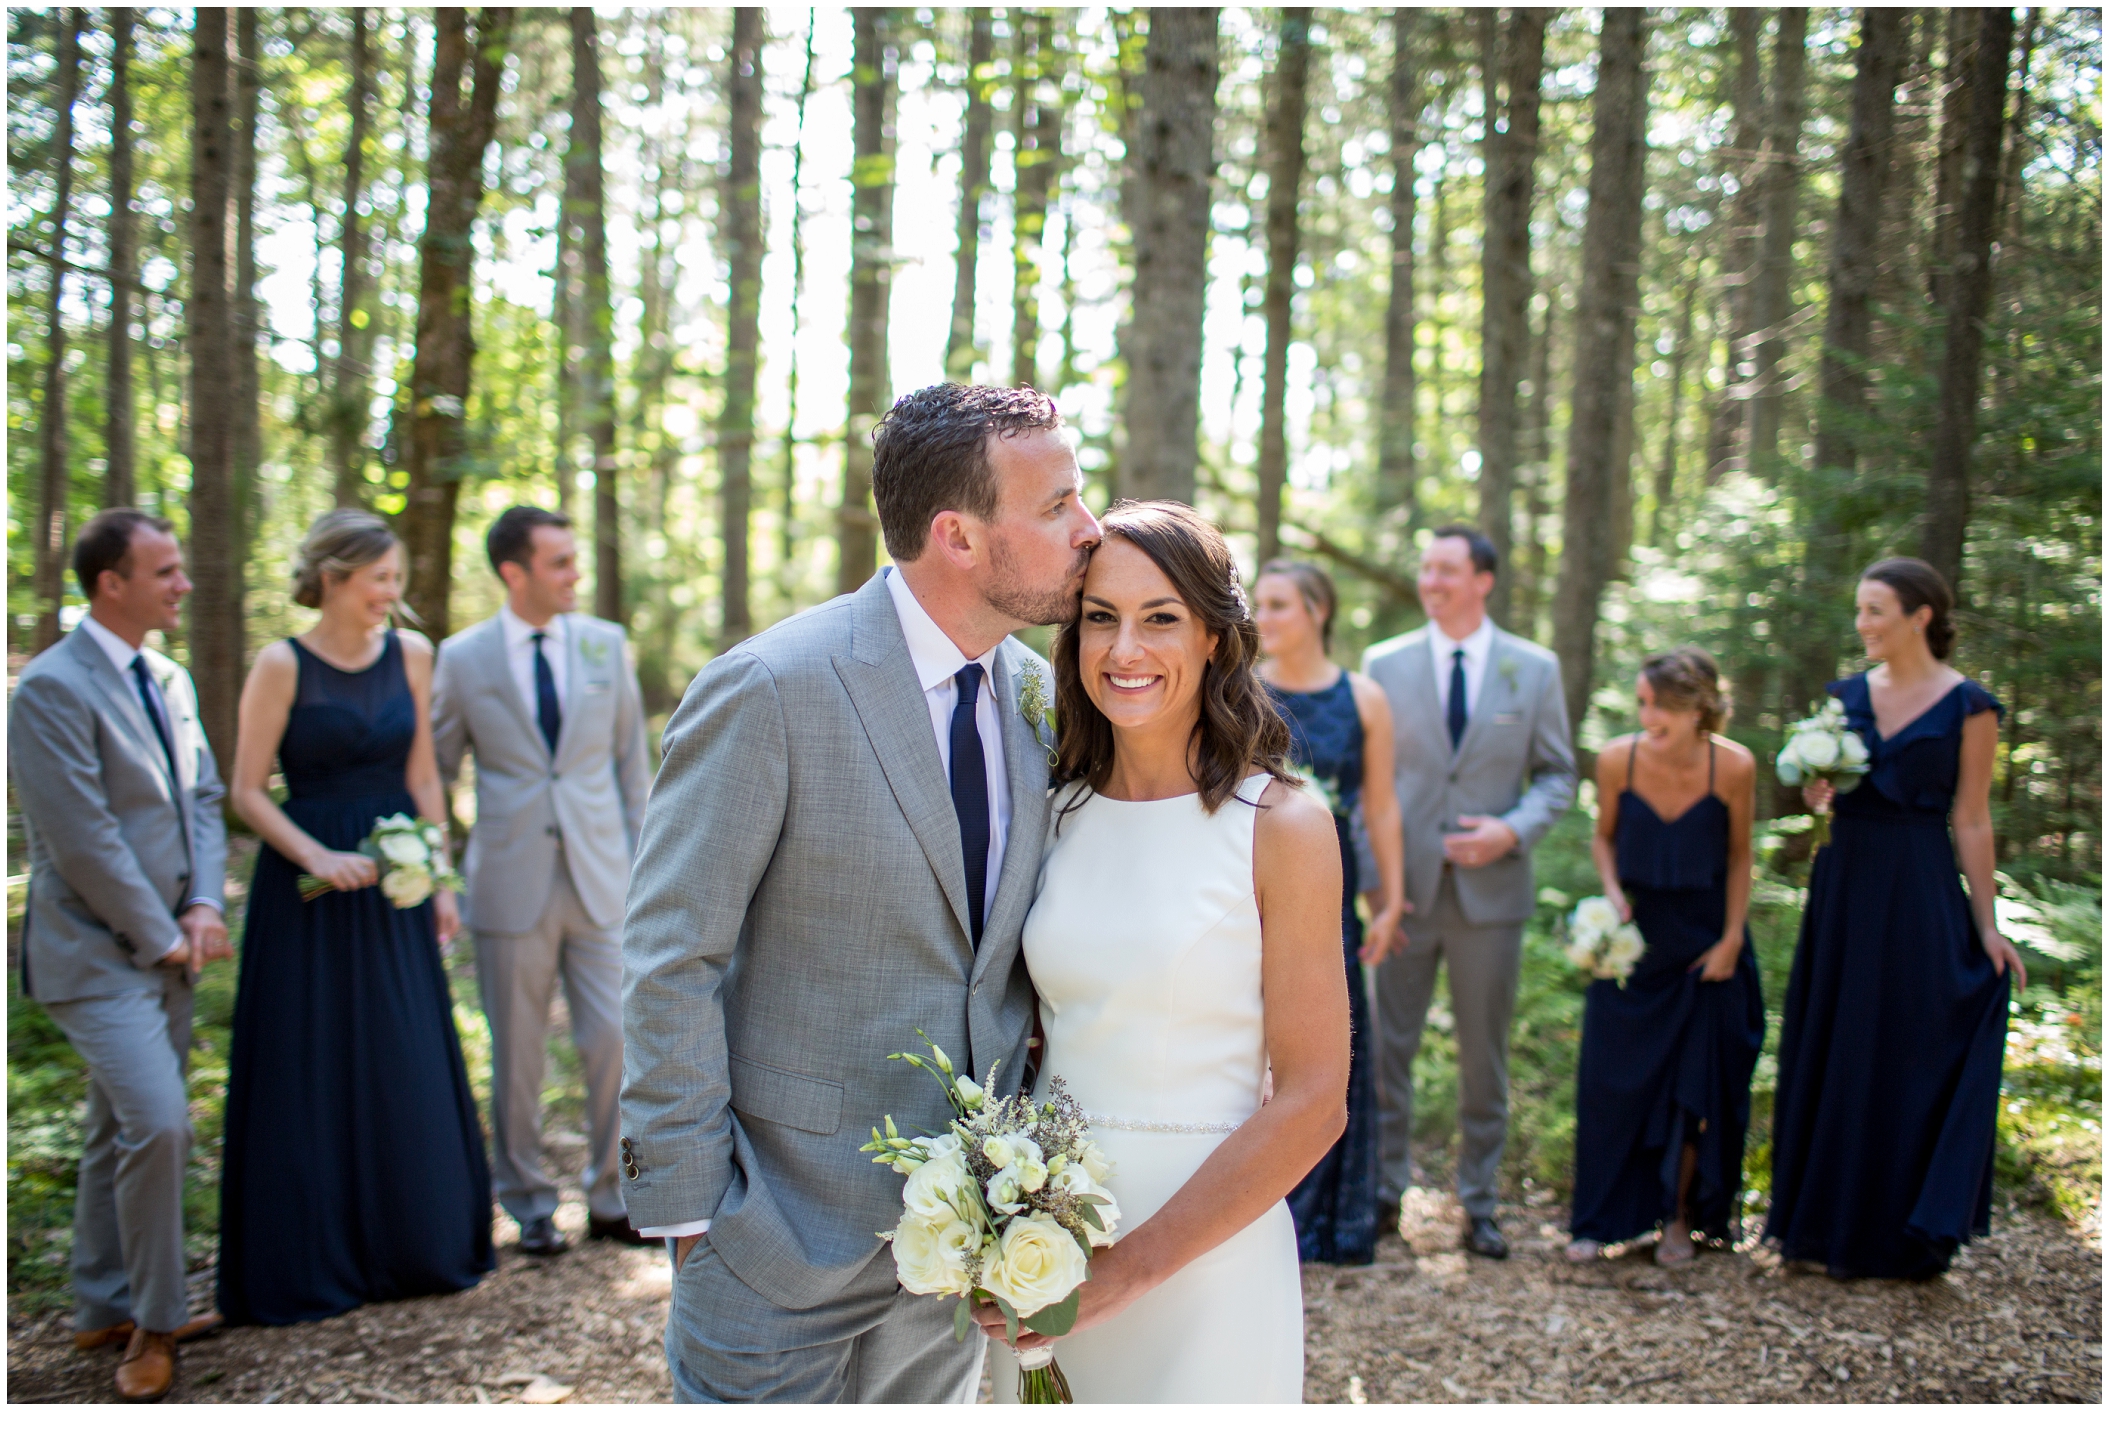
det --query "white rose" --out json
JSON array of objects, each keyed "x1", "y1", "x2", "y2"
[
  {"x1": 1796, "y1": 730, "x2": 1840, "y2": 770},
  {"x1": 982, "y1": 1216, "x2": 1090, "y2": 1318},
  {"x1": 378, "y1": 832, "x2": 427, "y2": 867},
  {"x1": 381, "y1": 866, "x2": 433, "y2": 909},
  {"x1": 903, "y1": 1149, "x2": 972, "y2": 1223},
  {"x1": 1838, "y1": 731, "x2": 1869, "y2": 768},
  {"x1": 1057, "y1": 1164, "x2": 1121, "y2": 1245},
  {"x1": 376, "y1": 812, "x2": 417, "y2": 832},
  {"x1": 1077, "y1": 1138, "x2": 1114, "y2": 1185},
  {"x1": 892, "y1": 1212, "x2": 977, "y2": 1296},
  {"x1": 1574, "y1": 897, "x2": 1621, "y2": 936},
  {"x1": 1565, "y1": 938, "x2": 1601, "y2": 971},
  {"x1": 1605, "y1": 926, "x2": 1645, "y2": 970}
]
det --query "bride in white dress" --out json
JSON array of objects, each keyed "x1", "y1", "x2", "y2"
[{"x1": 984, "y1": 501, "x2": 1349, "y2": 1404}]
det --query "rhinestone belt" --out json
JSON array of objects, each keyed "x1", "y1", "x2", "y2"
[{"x1": 1085, "y1": 1114, "x2": 1239, "y2": 1136}]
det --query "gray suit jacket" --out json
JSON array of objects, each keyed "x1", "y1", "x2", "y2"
[
  {"x1": 432, "y1": 612, "x2": 649, "y2": 934},
  {"x1": 1364, "y1": 624, "x2": 1576, "y2": 927},
  {"x1": 621, "y1": 572, "x2": 1050, "y2": 1311},
  {"x1": 9, "y1": 626, "x2": 228, "y2": 1003}
]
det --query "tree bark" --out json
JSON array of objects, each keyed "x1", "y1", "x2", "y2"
[
  {"x1": 400, "y1": 7, "x2": 513, "y2": 638},
  {"x1": 330, "y1": 7, "x2": 375, "y2": 507},
  {"x1": 1921, "y1": 7, "x2": 2015, "y2": 589},
  {"x1": 1515, "y1": 285, "x2": 1557, "y2": 640},
  {"x1": 1474, "y1": 6, "x2": 1548, "y2": 620},
  {"x1": 719, "y1": 8, "x2": 765, "y2": 645},
  {"x1": 1254, "y1": 8, "x2": 1311, "y2": 566},
  {"x1": 233, "y1": 8, "x2": 260, "y2": 631},
  {"x1": 780, "y1": 12, "x2": 818, "y2": 582},
  {"x1": 946, "y1": 8, "x2": 995, "y2": 380},
  {"x1": 1703, "y1": 7, "x2": 1765, "y2": 483},
  {"x1": 1009, "y1": 11, "x2": 1061, "y2": 390},
  {"x1": 1550, "y1": 8, "x2": 1649, "y2": 738},
  {"x1": 1928, "y1": 9, "x2": 1982, "y2": 315},
  {"x1": 105, "y1": 7, "x2": 138, "y2": 509},
  {"x1": 32, "y1": 8, "x2": 82, "y2": 655},
  {"x1": 1375, "y1": 6, "x2": 1420, "y2": 530},
  {"x1": 837, "y1": 7, "x2": 897, "y2": 594},
  {"x1": 1116, "y1": 7, "x2": 1218, "y2": 505},
  {"x1": 187, "y1": 7, "x2": 239, "y2": 764},
  {"x1": 1649, "y1": 271, "x2": 1699, "y2": 546},
  {"x1": 1742, "y1": 7, "x2": 1809, "y2": 474},
  {"x1": 568, "y1": 8, "x2": 621, "y2": 622}
]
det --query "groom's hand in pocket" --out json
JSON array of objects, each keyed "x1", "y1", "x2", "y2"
[{"x1": 673, "y1": 1233, "x2": 703, "y2": 1271}]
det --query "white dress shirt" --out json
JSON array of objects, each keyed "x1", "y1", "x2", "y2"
[
  {"x1": 79, "y1": 614, "x2": 220, "y2": 918},
  {"x1": 498, "y1": 605, "x2": 570, "y2": 741},
  {"x1": 1430, "y1": 615, "x2": 1496, "y2": 725},
  {"x1": 640, "y1": 569, "x2": 1013, "y2": 1245}
]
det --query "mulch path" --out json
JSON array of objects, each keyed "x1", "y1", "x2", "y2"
[{"x1": 10, "y1": 1184, "x2": 2099, "y2": 1404}]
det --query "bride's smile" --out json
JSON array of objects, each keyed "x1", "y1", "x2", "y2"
[{"x1": 1077, "y1": 537, "x2": 1219, "y2": 775}]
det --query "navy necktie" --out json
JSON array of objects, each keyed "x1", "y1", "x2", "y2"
[
  {"x1": 531, "y1": 632, "x2": 563, "y2": 756},
  {"x1": 129, "y1": 655, "x2": 179, "y2": 778},
  {"x1": 1447, "y1": 647, "x2": 1469, "y2": 749},
  {"x1": 949, "y1": 663, "x2": 990, "y2": 952}
]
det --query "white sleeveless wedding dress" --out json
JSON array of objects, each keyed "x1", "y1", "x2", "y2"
[{"x1": 991, "y1": 773, "x2": 1304, "y2": 1404}]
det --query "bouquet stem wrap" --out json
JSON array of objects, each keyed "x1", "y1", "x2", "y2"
[{"x1": 1012, "y1": 1346, "x2": 1071, "y2": 1404}]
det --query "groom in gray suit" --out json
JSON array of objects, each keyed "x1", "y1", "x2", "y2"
[
  {"x1": 621, "y1": 384, "x2": 1100, "y2": 1403},
  {"x1": 433, "y1": 506, "x2": 650, "y2": 1256},
  {"x1": 10, "y1": 509, "x2": 231, "y2": 1400},
  {"x1": 1364, "y1": 525, "x2": 1575, "y2": 1260}
]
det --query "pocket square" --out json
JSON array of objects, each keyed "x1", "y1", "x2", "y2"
[
  {"x1": 1492, "y1": 711, "x2": 1523, "y2": 725},
  {"x1": 584, "y1": 680, "x2": 611, "y2": 695}
]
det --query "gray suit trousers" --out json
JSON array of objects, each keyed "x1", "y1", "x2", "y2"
[
  {"x1": 1375, "y1": 871, "x2": 1524, "y2": 1219},
  {"x1": 475, "y1": 859, "x2": 625, "y2": 1224},
  {"x1": 666, "y1": 1232, "x2": 983, "y2": 1403},
  {"x1": 42, "y1": 967, "x2": 194, "y2": 1333}
]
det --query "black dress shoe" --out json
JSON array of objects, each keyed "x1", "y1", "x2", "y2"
[
  {"x1": 1462, "y1": 1216, "x2": 1509, "y2": 1260},
  {"x1": 517, "y1": 1216, "x2": 570, "y2": 1257},
  {"x1": 1378, "y1": 1201, "x2": 1402, "y2": 1237},
  {"x1": 587, "y1": 1213, "x2": 651, "y2": 1247}
]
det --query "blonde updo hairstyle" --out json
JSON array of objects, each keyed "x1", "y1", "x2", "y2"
[
  {"x1": 1639, "y1": 645, "x2": 1731, "y2": 734},
  {"x1": 293, "y1": 508, "x2": 413, "y2": 618}
]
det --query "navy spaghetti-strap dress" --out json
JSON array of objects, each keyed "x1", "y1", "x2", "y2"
[
  {"x1": 218, "y1": 632, "x2": 494, "y2": 1325},
  {"x1": 1765, "y1": 674, "x2": 2008, "y2": 1279},
  {"x1": 1267, "y1": 673, "x2": 1381, "y2": 1264},
  {"x1": 1570, "y1": 741, "x2": 1765, "y2": 1246}
]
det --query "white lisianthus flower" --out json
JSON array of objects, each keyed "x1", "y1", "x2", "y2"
[
  {"x1": 1604, "y1": 926, "x2": 1645, "y2": 970},
  {"x1": 378, "y1": 832, "x2": 428, "y2": 867},
  {"x1": 985, "y1": 1153, "x2": 1049, "y2": 1213},
  {"x1": 983, "y1": 1216, "x2": 1090, "y2": 1318},
  {"x1": 381, "y1": 865, "x2": 434, "y2": 908},
  {"x1": 1057, "y1": 1163, "x2": 1121, "y2": 1245},
  {"x1": 890, "y1": 1132, "x2": 961, "y2": 1177},
  {"x1": 983, "y1": 1133, "x2": 1041, "y2": 1172},
  {"x1": 902, "y1": 1149, "x2": 971, "y2": 1223},
  {"x1": 954, "y1": 1075, "x2": 985, "y2": 1109},
  {"x1": 1574, "y1": 896, "x2": 1622, "y2": 936},
  {"x1": 892, "y1": 1212, "x2": 976, "y2": 1296},
  {"x1": 1795, "y1": 729, "x2": 1840, "y2": 771},
  {"x1": 1077, "y1": 1138, "x2": 1115, "y2": 1184}
]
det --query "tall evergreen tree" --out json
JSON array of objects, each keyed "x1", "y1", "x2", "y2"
[
  {"x1": 568, "y1": 7, "x2": 621, "y2": 622},
  {"x1": 838, "y1": 7, "x2": 897, "y2": 595},
  {"x1": 1375, "y1": 6, "x2": 1420, "y2": 532},
  {"x1": 947, "y1": 8, "x2": 996, "y2": 381},
  {"x1": 330, "y1": 7, "x2": 376, "y2": 508},
  {"x1": 1254, "y1": 7, "x2": 1311, "y2": 566},
  {"x1": 104, "y1": 7, "x2": 138, "y2": 510},
  {"x1": 31, "y1": 9, "x2": 81, "y2": 655},
  {"x1": 1742, "y1": 7, "x2": 1810, "y2": 474},
  {"x1": 188, "y1": 7, "x2": 240, "y2": 763},
  {"x1": 719, "y1": 7, "x2": 765, "y2": 644}
]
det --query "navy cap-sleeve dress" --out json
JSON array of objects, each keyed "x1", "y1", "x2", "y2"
[
  {"x1": 217, "y1": 632, "x2": 494, "y2": 1324},
  {"x1": 1764, "y1": 673, "x2": 2009, "y2": 1279}
]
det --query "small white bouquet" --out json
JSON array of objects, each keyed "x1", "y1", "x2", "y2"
[
  {"x1": 1565, "y1": 895, "x2": 1645, "y2": 986},
  {"x1": 1774, "y1": 697, "x2": 1871, "y2": 847},
  {"x1": 1290, "y1": 764, "x2": 1343, "y2": 817},
  {"x1": 297, "y1": 812, "x2": 461, "y2": 906},
  {"x1": 864, "y1": 1034, "x2": 1119, "y2": 1404}
]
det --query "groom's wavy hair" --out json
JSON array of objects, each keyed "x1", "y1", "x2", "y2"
[
  {"x1": 870, "y1": 383, "x2": 1062, "y2": 561},
  {"x1": 1051, "y1": 500, "x2": 1293, "y2": 826}
]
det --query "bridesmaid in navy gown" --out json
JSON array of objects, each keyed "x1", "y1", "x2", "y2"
[
  {"x1": 1254, "y1": 561, "x2": 1407, "y2": 1264},
  {"x1": 220, "y1": 511, "x2": 493, "y2": 1324},
  {"x1": 1570, "y1": 648, "x2": 1764, "y2": 1266},
  {"x1": 1767, "y1": 558, "x2": 2025, "y2": 1280}
]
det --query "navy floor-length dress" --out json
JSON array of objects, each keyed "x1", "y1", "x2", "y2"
[
  {"x1": 1569, "y1": 741, "x2": 1765, "y2": 1246},
  {"x1": 218, "y1": 631, "x2": 494, "y2": 1325},
  {"x1": 1765, "y1": 674, "x2": 2009, "y2": 1279},
  {"x1": 1268, "y1": 673, "x2": 1380, "y2": 1264}
]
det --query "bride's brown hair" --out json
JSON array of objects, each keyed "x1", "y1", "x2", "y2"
[{"x1": 1051, "y1": 500, "x2": 1292, "y2": 822}]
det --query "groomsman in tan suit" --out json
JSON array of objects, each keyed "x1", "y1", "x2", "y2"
[{"x1": 433, "y1": 506, "x2": 650, "y2": 1255}]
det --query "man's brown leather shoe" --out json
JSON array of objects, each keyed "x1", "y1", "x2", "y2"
[
  {"x1": 115, "y1": 1329, "x2": 176, "y2": 1402},
  {"x1": 76, "y1": 1311, "x2": 224, "y2": 1353}
]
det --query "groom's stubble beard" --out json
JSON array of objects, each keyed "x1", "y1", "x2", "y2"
[{"x1": 981, "y1": 532, "x2": 1092, "y2": 630}]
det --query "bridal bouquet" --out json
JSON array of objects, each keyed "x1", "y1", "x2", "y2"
[
  {"x1": 1565, "y1": 895, "x2": 1645, "y2": 986},
  {"x1": 863, "y1": 1035, "x2": 1119, "y2": 1404},
  {"x1": 297, "y1": 812, "x2": 461, "y2": 906},
  {"x1": 1773, "y1": 697, "x2": 1871, "y2": 847}
]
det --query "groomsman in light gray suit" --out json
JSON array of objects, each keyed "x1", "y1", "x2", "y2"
[
  {"x1": 433, "y1": 506, "x2": 650, "y2": 1257},
  {"x1": 10, "y1": 510, "x2": 232, "y2": 1401},
  {"x1": 621, "y1": 384, "x2": 1100, "y2": 1403},
  {"x1": 1364, "y1": 524, "x2": 1576, "y2": 1261}
]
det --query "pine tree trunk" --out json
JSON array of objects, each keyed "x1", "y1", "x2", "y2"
[
  {"x1": 1254, "y1": 7, "x2": 1311, "y2": 566},
  {"x1": 719, "y1": 7, "x2": 765, "y2": 645},
  {"x1": 1474, "y1": 7, "x2": 1547, "y2": 621},
  {"x1": 187, "y1": 7, "x2": 240, "y2": 763},
  {"x1": 1550, "y1": 8, "x2": 1649, "y2": 737},
  {"x1": 837, "y1": 7, "x2": 897, "y2": 594},
  {"x1": 1649, "y1": 272, "x2": 1699, "y2": 546},
  {"x1": 1704, "y1": 8, "x2": 1765, "y2": 483},
  {"x1": 1515, "y1": 287, "x2": 1557, "y2": 640},
  {"x1": 233, "y1": 8, "x2": 260, "y2": 637},
  {"x1": 330, "y1": 6, "x2": 375, "y2": 508},
  {"x1": 1742, "y1": 7, "x2": 1809, "y2": 474},
  {"x1": 780, "y1": 12, "x2": 818, "y2": 582},
  {"x1": 1375, "y1": 6, "x2": 1420, "y2": 531},
  {"x1": 1010, "y1": 11, "x2": 1059, "y2": 390},
  {"x1": 105, "y1": 7, "x2": 138, "y2": 510},
  {"x1": 1921, "y1": 7, "x2": 2015, "y2": 590},
  {"x1": 32, "y1": 8, "x2": 81, "y2": 655},
  {"x1": 1117, "y1": 7, "x2": 1218, "y2": 505},
  {"x1": 947, "y1": 8, "x2": 995, "y2": 381},
  {"x1": 1928, "y1": 9, "x2": 1982, "y2": 315},
  {"x1": 400, "y1": 7, "x2": 513, "y2": 638},
  {"x1": 567, "y1": 7, "x2": 621, "y2": 623}
]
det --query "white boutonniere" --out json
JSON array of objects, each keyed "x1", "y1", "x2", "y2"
[
  {"x1": 1018, "y1": 666, "x2": 1056, "y2": 766},
  {"x1": 1496, "y1": 655, "x2": 1520, "y2": 692},
  {"x1": 579, "y1": 634, "x2": 610, "y2": 667}
]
